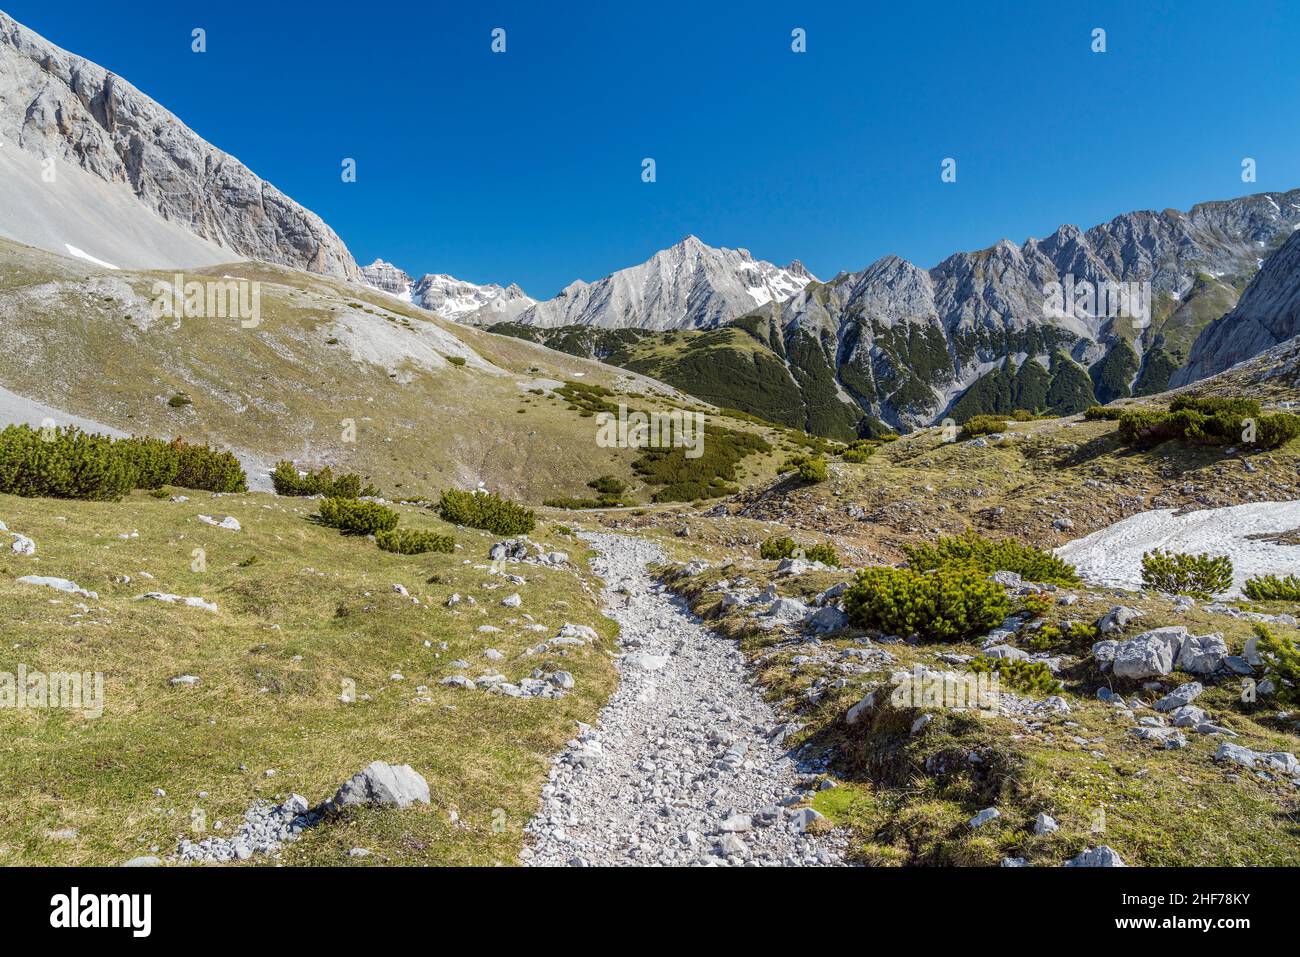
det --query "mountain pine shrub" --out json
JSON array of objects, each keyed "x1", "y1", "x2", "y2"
[
  {"x1": 1243, "y1": 574, "x2": 1300, "y2": 602},
  {"x1": 960, "y1": 415, "x2": 1009, "y2": 438},
  {"x1": 1252, "y1": 623, "x2": 1300, "y2": 703},
  {"x1": 0, "y1": 424, "x2": 132, "y2": 500},
  {"x1": 1140, "y1": 548, "x2": 1233, "y2": 599},
  {"x1": 968, "y1": 655, "x2": 1062, "y2": 695},
  {"x1": 844, "y1": 566, "x2": 1011, "y2": 642},
  {"x1": 375, "y1": 528, "x2": 455, "y2": 554},
  {"x1": 0, "y1": 427, "x2": 247, "y2": 498},
  {"x1": 758, "y1": 535, "x2": 838, "y2": 566},
  {"x1": 172, "y1": 441, "x2": 247, "y2": 493},
  {"x1": 781, "y1": 452, "x2": 828, "y2": 482},
  {"x1": 319, "y1": 498, "x2": 399, "y2": 535},
  {"x1": 1083, "y1": 405, "x2": 1124, "y2": 421},
  {"x1": 115, "y1": 436, "x2": 180, "y2": 489},
  {"x1": 839, "y1": 440, "x2": 877, "y2": 464},
  {"x1": 760, "y1": 535, "x2": 796, "y2": 560},
  {"x1": 437, "y1": 489, "x2": 536, "y2": 535},
  {"x1": 271, "y1": 461, "x2": 377, "y2": 498},
  {"x1": 903, "y1": 533, "x2": 1079, "y2": 586},
  {"x1": 1118, "y1": 395, "x2": 1300, "y2": 450}
]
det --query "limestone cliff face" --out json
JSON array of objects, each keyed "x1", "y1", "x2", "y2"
[
  {"x1": 0, "y1": 10, "x2": 360, "y2": 279},
  {"x1": 1172, "y1": 228, "x2": 1300, "y2": 386}
]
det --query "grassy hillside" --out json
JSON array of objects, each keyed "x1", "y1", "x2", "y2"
[
  {"x1": 0, "y1": 487, "x2": 616, "y2": 865},
  {"x1": 0, "y1": 239, "x2": 787, "y2": 504},
  {"x1": 490, "y1": 321, "x2": 830, "y2": 434}
]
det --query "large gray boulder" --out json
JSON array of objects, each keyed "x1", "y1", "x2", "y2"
[
  {"x1": 1097, "y1": 606, "x2": 1141, "y2": 635},
  {"x1": 1153, "y1": 682, "x2": 1203, "y2": 712},
  {"x1": 331, "y1": 761, "x2": 431, "y2": 810},
  {"x1": 1111, "y1": 627, "x2": 1186, "y2": 679},
  {"x1": 1066, "y1": 846, "x2": 1126, "y2": 867},
  {"x1": 1177, "y1": 633, "x2": 1230, "y2": 675},
  {"x1": 806, "y1": 605, "x2": 849, "y2": 633}
]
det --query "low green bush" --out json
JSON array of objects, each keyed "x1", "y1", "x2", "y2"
[
  {"x1": 173, "y1": 441, "x2": 247, "y2": 493},
  {"x1": 587, "y1": 475, "x2": 627, "y2": 496},
  {"x1": 1118, "y1": 395, "x2": 1300, "y2": 450},
  {"x1": 1253, "y1": 623, "x2": 1300, "y2": 704},
  {"x1": 903, "y1": 533, "x2": 1079, "y2": 586},
  {"x1": 760, "y1": 535, "x2": 796, "y2": 560},
  {"x1": 1083, "y1": 405, "x2": 1124, "y2": 421},
  {"x1": 839, "y1": 440, "x2": 878, "y2": 464},
  {"x1": 0, "y1": 424, "x2": 132, "y2": 500},
  {"x1": 968, "y1": 656, "x2": 1062, "y2": 695},
  {"x1": 375, "y1": 528, "x2": 455, "y2": 554},
  {"x1": 544, "y1": 475, "x2": 631, "y2": 509},
  {"x1": 1140, "y1": 548, "x2": 1233, "y2": 599},
  {"x1": 0, "y1": 426, "x2": 246, "y2": 499},
  {"x1": 960, "y1": 415, "x2": 1010, "y2": 438},
  {"x1": 781, "y1": 453, "x2": 828, "y2": 482},
  {"x1": 844, "y1": 566, "x2": 1011, "y2": 642},
  {"x1": 271, "y1": 461, "x2": 377, "y2": 498},
  {"x1": 758, "y1": 535, "x2": 838, "y2": 566},
  {"x1": 319, "y1": 497, "x2": 399, "y2": 535},
  {"x1": 115, "y1": 436, "x2": 180, "y2": 489},
  {"x1": 1243, "y1": 574, "x2": 1300, "y2": 602},
  {"x1": 437, "y1": 489, "x2": 536, "y2": 535}
]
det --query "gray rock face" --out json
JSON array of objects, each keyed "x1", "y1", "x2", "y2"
[
  {"x1": 0, "y1": 11, "x2": 359, "y2": 279},
  {"x1": 1173, "y1": 227, "x2": 1300, "y2": 385},
  {"x1": 745, "y1": 190, "x2": 1300, "y2": 430},
  {"x1": 331, "y1": 761, "x2": 431, "y2": 809},
  {"x1": 359, "y1": 259, "x2": 413, "y2": 297}
]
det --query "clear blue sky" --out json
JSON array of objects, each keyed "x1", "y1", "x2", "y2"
[{"x1": 8, "y1": 1, "x2": 1299, "y2": 295}]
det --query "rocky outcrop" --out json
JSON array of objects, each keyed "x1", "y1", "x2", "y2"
[
  {"x1": 360, "y1": 259, "x2": 414, "y2": 298},
  {"x1": 0, "y1": 11, "x2": 359, "y2": 279},
  {"x1": 1171, "y1": 227, "x2": 1300, "y2": 386}
]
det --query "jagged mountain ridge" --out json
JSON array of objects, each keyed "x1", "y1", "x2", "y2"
[
  {"x1": 768, "y1": 188, "x2": 1300, "y2": 432},
  {"x1": 0, "y1": 10, "x2": 359, "y2": 278},
  {"x1": 493, "y1": 190, "x2": 1300, "y2": 436},
  {"x1": 509, "y1": 235, "x2": 815, "y2": 331}
]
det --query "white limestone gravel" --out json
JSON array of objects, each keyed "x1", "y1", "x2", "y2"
[{"x1": 523, "y1": 532, "x2": 847, "y2": 867}]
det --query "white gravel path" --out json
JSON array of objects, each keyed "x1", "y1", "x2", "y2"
[
  {"x1": 523, "y1": 532, "x2": 847, "y2": 867},
  {"x1": 1055, "y1": 501, "x2": 1300, "y2": 596}
]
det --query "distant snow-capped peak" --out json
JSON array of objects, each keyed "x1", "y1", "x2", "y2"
[
  {"x1": 359, "y1": 259, "x2": 535, "y2": 323},
  {"x1": 510, "y1": 235, "x2": 817, "y2": 330}
]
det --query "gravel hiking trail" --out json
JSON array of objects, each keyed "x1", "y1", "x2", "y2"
[{"x1": 523, "y1": 532, "x2": 847, "y2": 866}]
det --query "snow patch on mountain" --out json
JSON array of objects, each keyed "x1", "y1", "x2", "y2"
[{"x1": 1055, "y1": 502, "x2": 1300, "y2": 597}]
